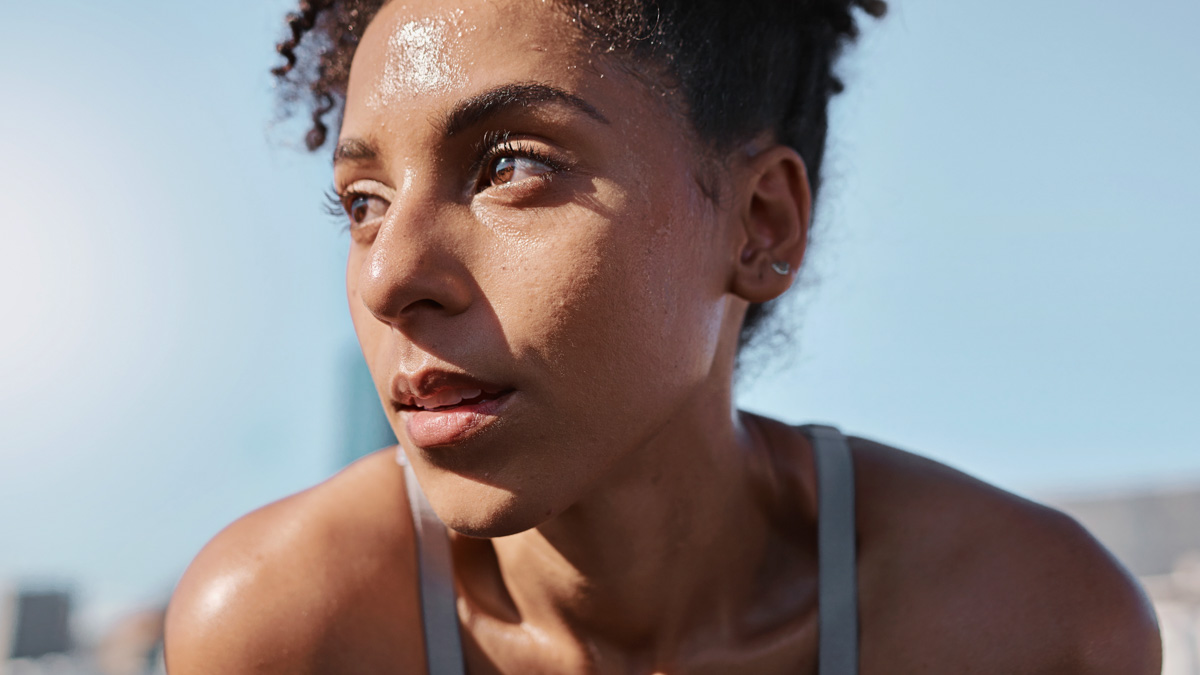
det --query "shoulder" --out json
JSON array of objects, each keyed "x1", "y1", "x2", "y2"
[
  {"x1": 164, "y1": 448, "x2": 425, "y2": 674},
  {"x1": 848, "y1": 435, "x2": 1162, "y2": 675}
]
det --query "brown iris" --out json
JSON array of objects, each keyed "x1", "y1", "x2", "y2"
[{"x1": 490, "y1": 156, "x2": 517, "y2": 185}]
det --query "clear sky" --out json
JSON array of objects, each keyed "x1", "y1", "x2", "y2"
[{"x1": 1, "y1": 0, "x2": 1197, "y2": 628}]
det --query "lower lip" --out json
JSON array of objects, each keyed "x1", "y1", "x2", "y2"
[{"x1": 402, "y1": 392, "x2": 513, "y2": 448}]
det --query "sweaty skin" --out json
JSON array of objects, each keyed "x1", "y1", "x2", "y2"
[
  {"x1": 367, "y1": 9, "x2": 469, "y2": 108},
  {"x1": 165, "y1": 1, "x2": 1162, "y2": 673}
]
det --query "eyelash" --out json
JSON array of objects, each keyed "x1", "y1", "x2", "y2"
[
  {"x1": 324, "y1": 189, "x2": 353, "y2": 233},
  {"x1": 325, "y1": 130, "x2": 570, "y2": 230},
  {"x1": 470, "y1": 130, "x2": 570, "y2": 188}
]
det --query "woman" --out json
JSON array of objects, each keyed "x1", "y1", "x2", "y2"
[{"x1": 165, "y1": 0, "x2": 1162, "y2": 672}]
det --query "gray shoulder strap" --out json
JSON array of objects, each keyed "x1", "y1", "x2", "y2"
[
  {"x1": 805, "y1": 425, "x2": 860, "y2": 675},
  {"x1": 400, "y1": 455, "x2": 467, "y2": 675}
]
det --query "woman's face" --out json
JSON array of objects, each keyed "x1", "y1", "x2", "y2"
[{"x1": 339, "y1": 0, "x2": 745, "y2": 536}]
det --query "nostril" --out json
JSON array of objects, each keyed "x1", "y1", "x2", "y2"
[{"x1": 402, "y1": 298, "x2": 445, "y2": 314}]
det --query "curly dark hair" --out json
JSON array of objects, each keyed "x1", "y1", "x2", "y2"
[{"x1": 272, "y1": 0, "x2": 885, "y2": 354}]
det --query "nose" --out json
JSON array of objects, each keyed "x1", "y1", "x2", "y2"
[{"x1": 355, "y1": 200, "x2": 475, "y2": 329}]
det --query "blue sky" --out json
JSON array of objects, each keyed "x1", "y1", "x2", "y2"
[{"x1": 1, "y1": 0, "x2": 1197, "y2": 626}]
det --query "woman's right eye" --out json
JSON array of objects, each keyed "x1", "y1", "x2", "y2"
[{"x1": 344, "y1": 193, "x2": 389, "y2": 228}]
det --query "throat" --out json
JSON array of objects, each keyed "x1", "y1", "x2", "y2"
[
  {"x1": 454, "y1": 522, "x2": 819, "y2": 673},
  {"x1": 468, "y1": 449, "x2": 785, "y2": 653}
]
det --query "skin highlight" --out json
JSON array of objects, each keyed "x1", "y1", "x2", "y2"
[
  {"x1": 164, "y1": 1, "x2": 1163, "y2": 673},
  {"x1": 366, "y1": 9, "x2": 468, "y2": 107}
]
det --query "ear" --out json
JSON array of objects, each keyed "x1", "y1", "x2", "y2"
[{"x1": 730, "y1": 145, "x2": 811, "y2": 304}]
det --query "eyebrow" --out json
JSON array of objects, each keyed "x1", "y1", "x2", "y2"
[
  {"x1": 332, "y1": 137, "x2": 378, "y2": 165},
  {"x1": 333, "y1": 82, "x2": 610, "y2": 166},
  {"x1": 441, "y1": 82, "x2": 610, "y2": 137}
]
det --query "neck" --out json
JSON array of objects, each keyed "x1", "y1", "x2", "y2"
[{"x1": 486, "y1": 385, "x2": 784, "y2": 659}]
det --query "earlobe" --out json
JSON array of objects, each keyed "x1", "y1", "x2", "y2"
[{"x1": 730, "y1": 145, "x2": 811, "y2": 304}]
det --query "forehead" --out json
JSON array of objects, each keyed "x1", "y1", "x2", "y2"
[{"x1": 344, "y1": 0, "x2": 598, "y2": 125}]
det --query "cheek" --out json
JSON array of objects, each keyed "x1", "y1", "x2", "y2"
[
  {"x1": 345, "y1": 250, "x2": 387, "y2": 374},
  {"x1": 630, "y1": 197, "x2": 729, "y2": 373},
  {"x1": 346, "y1": 254, "x2": 363, "y2": 336},
  {"x1": 345, "y1": 252, "x2": 365, "y2": 328},
  {"x1": 479, "y1": 182, "x2": 724, "y2": 385},
  {"x1": 474, "y1": 202, "x2": 609, "y2": 368}
]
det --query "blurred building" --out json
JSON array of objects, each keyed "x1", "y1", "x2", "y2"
[
  {"x1": 1052, "y1": 485, "x2": 1200, "y2": 675},
  {"x1": 1, "y1": 585, "x2": 165, "y2": 675},
  {"x1": 0, "y1": 587, "x2": 79, "y2": 675},
  {"x1": 92, "y1": 609, "x2": 164, "y2": 675}
]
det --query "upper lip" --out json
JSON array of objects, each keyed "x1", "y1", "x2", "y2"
[{"x1": 389, "y1": 369, "x2": 510, "y2": 410}]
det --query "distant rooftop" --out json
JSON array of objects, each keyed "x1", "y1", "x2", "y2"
[{"x1": 1048, "y1": 483, "x2": 1200, "y2": 578}]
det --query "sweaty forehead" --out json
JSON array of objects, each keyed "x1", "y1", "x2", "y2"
[{"x1": 345, "y1": 0, "x2": 588, "y2": 116}]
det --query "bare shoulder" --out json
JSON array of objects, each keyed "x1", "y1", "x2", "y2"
[
  {"x1": 164, "y1": 448, "x2": 424, "y2": 674},
  {"x1": 848, "y1": 436, "x2": 1162, "y2": 675}
]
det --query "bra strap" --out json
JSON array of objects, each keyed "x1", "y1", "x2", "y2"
[
  {"x1": 400, "y1": 453, "x2": 467, "y2": 675},
  {"x1": 804, "y1": 425, "x2": 860, "y2": 675}
]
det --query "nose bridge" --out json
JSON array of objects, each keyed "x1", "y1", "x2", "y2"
[{"x1": 357, "y1": 189, "x2": 473, "y2": 325}]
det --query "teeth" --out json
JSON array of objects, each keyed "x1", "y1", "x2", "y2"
[{"x1": 414, "y1": 388, "x2": 484, "y2": 410}]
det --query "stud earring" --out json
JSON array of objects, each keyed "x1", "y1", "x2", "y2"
[{"x1": 771, "y1": 261, "x2": 791, "y2": 276}]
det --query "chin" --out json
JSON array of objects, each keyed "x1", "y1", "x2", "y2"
[{"x1": 424, "y1": 470, "x2": 559, "y2": 539}]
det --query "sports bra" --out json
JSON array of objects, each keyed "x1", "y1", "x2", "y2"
[{"x1": 398, "y1": 424, "x2": 860, "y2": 674}]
